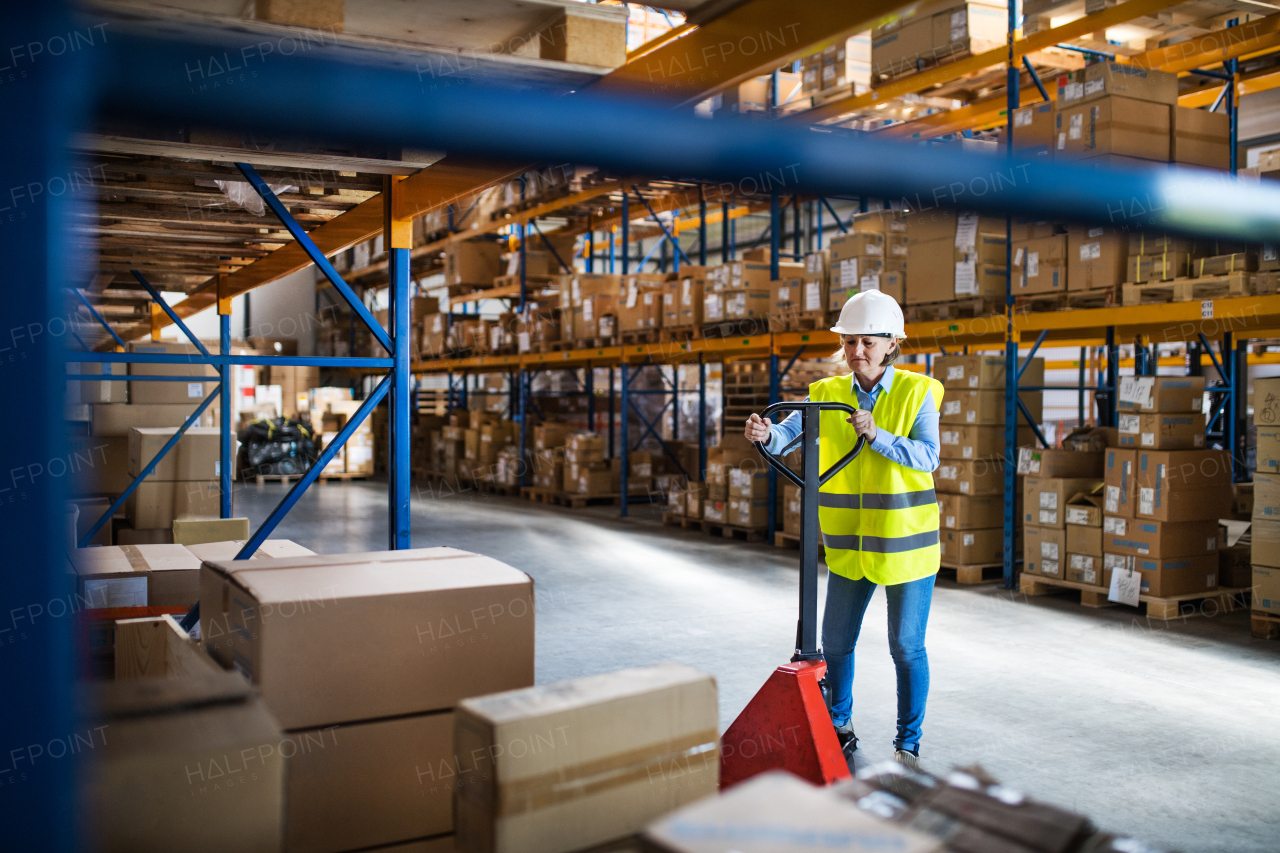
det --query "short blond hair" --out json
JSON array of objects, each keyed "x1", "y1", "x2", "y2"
[{"x1": 830, "y1": 336, "x2": 901, "y2": 372}]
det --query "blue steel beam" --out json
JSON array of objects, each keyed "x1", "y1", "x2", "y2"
[
  {"x1": 1022, "y1": 56, "x2": 1051, "y2": 104},
  {"x1": 820, "y1": 197, "x2": 849, "y2": 234},
  {"x1": 1019, "y1": 330, "x2": 1049, "y2": 379},
  {"x1": 131, "y1": 271, "x2": 213, "y2": 360},
  {"x1": 79, "y1": 386, "x2": 220, "y2": 546},
  {"x1": 220, "y1": 310, "x2": 232, "y2": 518},
  {"x1": 68, "y1": 352, "x2": 393, "y2": 369},
  {"x1": 93, "y1": 34, "x2": 1280, "y2": 241},
  {"x1": 74, "y1": 289, "x2": 126, "y2": 348},
  {"x1": 389, "y1": 242, "x2": 411, "y2": 550},
  {"x1": 235, "y1": 163, "x2": 392, "y2": 353},
  {"x1": 632, "y1": 185, "x2": 690, "y2": 265}
]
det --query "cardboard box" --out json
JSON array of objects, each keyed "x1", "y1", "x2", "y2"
[
  {"x1": 1066, "y1": 552, "x2": 1103, "y2": 586},
  {"x1": 1054, "y1": 96, "x2": 1171, "y2": 162},
  {"x1": 1104, "y1": 553, "x2": 1218, "y2": 597},
  {"x1": 1117, "y1": 412, "x2": 1205, "y2": 449},
  {"x1": 199, "y1": 547, "x2": 535, "y2": 729},
  {"x1": 444, "y1": 240, "x2": 503, "y2": 286},
  {"x1": 126, "y1": 480, "x2": 221, "y2": 529},
  {"x1": 939, "y1": 528, "x2": 1003, "y2": 564},
  {"x1": 938, "y1": 492, "x2": 1005, "y2": 529},
  {"x1": 1022, "y1": 477, "x2": 1102, "y2": 528},
  {"x1": 92, "y1": 403, "x2": 217, "y2": 437},
  {"x1": 1192, "y1": 253, "x2": 1256, "y2": 276},
  {"x1": 1250, "y1": 519, "x2": 1280, "y2": 568},
  {"x1": 1218, "y1": 542, "x2": 1250, "y2": 588},
  {"x1": 935, "y1": 457, "x2": 1006, "y2": 496},
  {"x1": 71, "y1": 361, "x2": 128, "y2": 404},
  {"x1": 186, "y1": 539, "x2": 315, "y2": 561},
  {"x1": 68, "y1": 434, "x2": 130, "y2": 495},
  {"x1": 1135, "y1": 449, "x2": 1232, "y2": 522},
  {"x1": 1104, "y1": 514, "x2": 1221, "y2": 560},
  {"x1": 456, "y1": 664, "x2": 719, "y2": 853},
  {"x1": 67, "y1": 543, "x2": 202, "y2": 608},
  {"x1": 940, "y1": 389, "x2": 1042, "y2": 426},
  {"x1": 1253, "y1": 565, "x2": 1280, "y2": 615},
  {"x1": 729, "y1": 496, "x2": 768, "y2": 528},
  {"x1": 285, "y1": 711, "x2": 454, "y2": 853},
  {"x1": 871, "y1": 15, "x2": 935, "y2": 80},
  {"x1": 1067, "y1": 224, "x2": 1128, "y2": 291},
  {"x1": 702, "y1": 499, "x2": 726, "y2": 522},
  {"x1": 1173, "y1": 106, "x2": 1230, "y2": 170},
  {"x1": 172, "y1": 517, "x2": 250, "y2": 545},
  {"x1": 127, "y1": 342, "x2": 220, "y2": 405},
  {"x1": 1056, "y1": 63, "x2": 1178, "y2": 107},
  {"x1": 128, "y1": 427, "x2": 225, "y2": 481},
  {"x1": 642, "y1": 771, "x2": 938, "y2": 853},
  {"x1": 850, "y1": 210, "x2": 907, "y2": 235},
  {"x1": 729, "y1": 467, "x2": 769, "y2": 498},
  {"x1": 1116, "y1": 376, "x2": 1206, "y2": 412},
  {"x1": 1256, "y1": 378, "x2": 1280, "y2": 472},
  {"x1": 1019, "y1": 447, "x2": 1105, "y2": 478},
  {"x1": 1012, "y1": 235, "x2": 1067, "y2": 295},
  {"x1": 1066, "y1": 523, "x2": 1102, "y2": 557},
  {"x1": 1103, "y1": 448, "x2": 1137, "y2": 518},
  {"x1": 1065, "y1": 487, "x2": 1105, "y2": 527},
  {"x1": 933, "y1": 354, "x2": 1045, "y2": 389},
  {"x1": 939, "y1": 425, "x2": 1032, "y2": 460},
  {"x1": 1254, "y1": 472, "x2": 1280, "y2": 520},
  {"x1": 1011, "y1": 102, "x2": 1055, "y2": 160},
  {"x1": 86, "y1": 669, "x2": 285, "y2": 853},
  {"x1": 1023, "y1": 526, "x2": 1066, "y2": 578},
  {"x1": 1127, "y1": 252, "x2": 1192, "y2": 282},
  {"x1": 662, "y1": 275, "x2": 704, "y2": 328}
]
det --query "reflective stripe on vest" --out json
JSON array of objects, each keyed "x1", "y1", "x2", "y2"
[
  {"x1": 821, "y1": 530, "x2": 941, "y2": 553},
  {"x1": 818, "y1": 489, "x2": 937, "y2": 511}
]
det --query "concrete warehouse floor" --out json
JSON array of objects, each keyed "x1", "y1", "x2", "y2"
[{"x1": 235, "y1": 479, "x2": 1280, "y2": 853}]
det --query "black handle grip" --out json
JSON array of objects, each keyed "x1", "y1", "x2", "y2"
[{"x1": 750, "y1": 401, "x2": 866, "y2": 488}]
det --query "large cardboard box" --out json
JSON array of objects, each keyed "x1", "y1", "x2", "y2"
[
  {"x1": 67, "y1": 543, "x2": 202, "y2": 608},
  {"x1": 92, "y1": 403, "x2": 217, "y2": 436},
  {"x1": 935, "y1": 457, "x2": 1006, "y2": 496},
  {"x1": 1117, "y1": 412, "x2": 1205, "y2": 449},
  {"x1": 1066, "y1": 523, "x2": 1102, "y2": 557},
  {"x1": 1054, "y1": 96, "x2": 1171, "y2": 162},
  {"x1": 933, "y1": 354, "x2": 1044, "y2": 389},
  {"x1": 1055, "y1": 63, "x2": 1178, "y2": 107},
  {"x1": 126, "y1": 480, "x2": 220, "y2": 529},
  {"x1": 1020, "y1": 447, "x2": 1104, "y2": 478},
  {"x1": 186, "y1": 539, "x2": 315, "y2": 561},
  {"x1": 1012, "y1": 235, "x2": 1067, "y2": 295},
  {"x1": 1127, "y1": 252, "x2": 1192, "y2": 283},
  {"x1": 455, "y1": 664, "x2": 719, "y2": 853},
  {"x1": 199, "y1": 547, "x2": 535, "y2": 729},
  {"x1": 285, "y1": 711, "x2": 454, "y2": 853},
  {"x1": 128, "y1": 341, "x2": 219, "y2": 405},
  {"x1": 1011, "y1": 102, "x2": 1055, "y2": 160},
  {"x1": 1104, "y1": 553, "x2": 1218, "y2": 597},
  {"x1": 1172, "y1": 105, "x2": 1230, "y2": 170},
  {"x1": 728, "y1": 467, "x2": 769, "y2": 498},
  {"x1": 1116, "y1": 376, "x2": 1206, "y2": 412},
  {"x1": 444, "y1": 240, "x2": 503, "y2": 286},
  {"x1": 71, "y1": 361, "x2": 128, "y2": 403},
  {"x1": 939, "y1": 528, "x2": 1003, "y2": 565},
  {"x1": 69, "y1": 434, "x2": 130, "y2": 495},
  {"x1": 729, "y1": 496, "x2": 768, "y2": 528},
  {"x1": 938, "y1": 492, "x2": 1004, "y2": 530},
  {"x1": 940, "y1": 389, "x2": 1042, "y2": 426},
  {"x1": 1254, "y1": 472, "x2": 1280, "y2": 520},
  {"x1": 85, "y1": 669, "x2": 285, "y2": 853},
  {"x1": 1066, "y1": 553, "x2": 1103, "y2": 586},
  {"x1": 1100, "y1": 516, "x2": 1220, "y2": 559},
  {"x1": 1023, "y1": 525, "x2": 1066, "y2": 578},
  {"x1": 662, "y1": 275, "x2": 704, "y2": 328},
  {"x1": 1254, "y1": 566, "x2": 1280, "y2": 615},
  {"x1": 1103, "y1": 448, "x2": 1137, "y2": 518},
  {"x1": 939, "y1": 425, "x2": 1032, "y2": 460},
  {"x1": 871, "y1": 15, "x2": 934, "y2": 80},
  {"x1": 1256, "y1": 377, "x2": 1280, "y2": 472},
  {"x1": 1067, "y1": 224, "x2": 1128, "y2": 291},
  {"x1": 1250, "y1": 519, "x2": 1280, "y2": 568},
  {"x1": 1022, "y1": 477, "x2": 1102, "y2": 528},
  {"x1": 1065, "y1": 486, "x2": 1105, "y2": 528},
  {"x1": 128, "y1": 427, "x2": 225, "y2": 481},
  {"x1": 1135, "y1": 449, "x2": 1232, "y2": 522}
]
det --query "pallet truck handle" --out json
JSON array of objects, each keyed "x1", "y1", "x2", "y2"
[{"x1": 751, "y1": 400, "x2": 866, "y2": 486}]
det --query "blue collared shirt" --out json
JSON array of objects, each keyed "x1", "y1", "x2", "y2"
[{"x1": 763, "y1": 366, "x2": 940, "y2": 472}]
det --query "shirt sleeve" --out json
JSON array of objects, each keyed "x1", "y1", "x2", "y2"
[
  {"x1": 764, "y1": 399, "x2": 807, "y2": 456},
  {"x1": 867, "y1": 392, "x2": 941, "y2": 472}
]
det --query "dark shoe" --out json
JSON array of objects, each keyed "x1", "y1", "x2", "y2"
[{"x1": 834, "y1": 722, "x2": 859, "y2": 755}]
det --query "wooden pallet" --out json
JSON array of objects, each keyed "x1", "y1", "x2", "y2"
[
  {"x1": 659, "y1": 326, "x2": 701, "y2": 343},
  {"x1": 661, "y1": 511, "x2": 701, "y2": 529},
  {"x1": 1013, "y1": 288, "x2": 1116, "y2": 313},
  {"x1": 520, "y1": 486, "x2": 555, "y2": 503},
  {"x1": 550, "y1": 491, "x2": 650, "y2": 508},
  {"x1": 1019, "y1": 573, "x2": 1251, "y2": 620},
  {"x1": 620, "y1": 329, "x2": 661, "y2": 345},
  {"x1": 478, "y1": 481, "x2": 520, "y2": 497},
  {"x1": 773, "y1": 530, "x2": 827, "y2": 552},
  {"x1": 1120, "y1": 271, "x2": 1250, "y2": 306},
  {"x1": 904, "y1": 297, "x2": 1003, "y2": 323},
  {"x1": 1251, "y1": 609, "x2": 1280, "y2": 639},
  {"x1": 701, "y1": 519, "x2": 769, "y2": 543},
  {"x1": 318, "y1": 471, "x2": 370, "y2": 482},
  {"x1": 572, "y1": 336, "x2": 617, "y2": 351},
  {"x1": 253, "y1": 472, "x2": 302, "y2": 485},
  {"x1": 703, "y1": 319, "x2": 770, "y2": 338},
  {"x1": 938, "y1": 562, "x2": 1004, "y2": 585}
]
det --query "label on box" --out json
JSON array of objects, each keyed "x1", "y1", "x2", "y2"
[
  {"x1": 840, "y1": 258, "x2": 858, "y2": 286},
  {"x1": 946, "y1": 515, "x2": 957, "y2": 528},
  {"x1": 83, "y1": 577, "x2": 147, "y2": 608},
  {"x1": 1041, "y1": 541, "x2": 1059, "y2": 560},
  {"x1": 939, "y1": 465, "x2": 957, "y2": 480},
  {"x1": 941, "y1": 430, "x2": 959, "y2": 444},
  {"x1": 1013, "y1": 248, "x2": 1024, "y2": 266},
  {"x1": 626, "y1": 282, "x2": 639, "y2": 308},
  {"x1": 777, "y1": 286, "x2": 790, "y2": 303},
  {"x1": 518, "y1": 331, "x2": 531, "y2": 353},
  {"x1": 954, "y1": 259, "x2": 977, "y2": 295},
  {"x1": 805, "y1": 282, "x2": 822, "y2": 310},
  {"x1": 1105, "y1": 553, "x2": 1132, "y2": 570},
  {"x1": 1070, "y1": 554, "x2": 1096, "y2": 571},
  {"x1": 1264, "y1": 243, "x2": 1277, "y2": 262},
  {"x1": 1118, "y1": 376, "x2": 1154, "y2": 408},
  {"x1": 969, "y1": 376, "x2": 979, "y2": 387},
  {"x1": 1017, "y1": 447, "x2": 1039, "y2": 475},
  {"x1": 966, "y1": 411, "x2": 977, "y2": 423},
  {"x1": 1027, "y1": 252, "x2": 1039, "y2": 278},
  {"x1": 1141, "y1": 432, "x2": 1155, "y2": 446},
  {"x1": 954, "y1": 213, "x2": 979, "y2": 249},
  {"x1": 1069, "y1": 112, "x2": 1083, "y2": 139},
  {"x1": 1039, "y1": 492, "x2": 1058, "y2": 509},
  {"x1": 963, "y1": 533, "x2": 975, "y2": 546},
  {"x1": 705, "y1": 295, "x2": 721, "y2": 320},
  {"x1": 1066, "y1": 507, "x2": 1090, "y2": 526},
  {"x1": 947, "y1": 366, "x2": 965, "y2": 381},
  {"x1": 963, "y1": 447, "x2": 974, "y2": 459},
  {"x1": 1039, "y1": 509, "x2": 1058, "y2": 524},
  {"x1": 643, "y1": 292, "x2": 654, "y2": 306},
  {"x1": 1042, "y1": 558, "x2": 1060, "y2": 576},
  {"x1": 859, "y1": 275, "x2": 880, "y2": 292},
  {"x1": 960, "y1": 482, "x2": 971, "y2": 494},
  {"x1": 1084, "y1": 78, "x2": 1105, "y2": 95},
  {"x1": 950, "y1": 25, "x2": 966, "y2": 40},
  {"x1": 1139, "y1": 487, "x2": 1155, "y2": 515},
  {"x1": 583, "y1": 299, "x2": 594, "y2": 321},
  {"x1": 1105, "y1": 484, "x2": 1120, "y2": 513},
  {"x1": 1088, "y1": 227, "x2": 1104, "y2": 238},
  {"x1": 1057, "y1": 132, "x2": 1066, "y2": 150},
  {"x1": 188, "y1": 382, "x2": 203, "y2": 398},
  {"x1": 951, "y1": 9, "x2": 966, "y2": 26},
  {"x1": 1080, "y1": 241, "x2": 1101, "y2": 260},
  {"x1": 1062, "y1": 81, "x2": 1084, "y2": 102},
  {"x1": 682, "y1": 279, "x2": 692, "y2": 305},
  {"x1": 1109, "y1": 566, "x2": 1142, "y2": 606},
  {"x1": 1119, "y1": 414, "x2": 1140, "y2": 434},
  {"x1": 506, "y1": 254, "x2": 520, "y2": 276},
  {"x1": 664, "y1": 292, "x2": 674, "y2": 306},
  {"x1": 1207, "y1": 537, "x2": 1217, "y2": 551},
  {"x1": 944, "y1": 401, "x2": 961, "y2": 415},
  {"x1": 1104, "y1": 517, "x2": 1127, "y2": 535},
  {"x1": 1013, "y1": 108, "x2": 1032, "y2": 128}
]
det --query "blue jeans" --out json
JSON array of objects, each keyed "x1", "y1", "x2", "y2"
[{"x1": 822, "y1": 571, "x2": 935, "y2": 754}]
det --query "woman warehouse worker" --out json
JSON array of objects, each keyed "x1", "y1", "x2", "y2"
[{"x1": 743, "y1": 290, "x2": 943, "y2": 770}]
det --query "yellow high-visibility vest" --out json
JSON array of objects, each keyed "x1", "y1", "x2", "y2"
[{"x1": 809, "y1": 370, "x2": 945, "y2": 585}]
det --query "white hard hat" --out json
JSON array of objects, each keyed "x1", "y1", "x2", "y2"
[{"x1": 830, "y1": 290, "x2": 907, "y2": 339}]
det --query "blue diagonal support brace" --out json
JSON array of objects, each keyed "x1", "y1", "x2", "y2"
[
  {"x1": 1019, "y1": 329, "x2": 1048, "y2": 380},
  {"x1": 235, "y1": 162, "x2": 392, "y2": 353},
  {"x1": 73, "y1": 289, "x2": 125, "y2": 348},
  {"x1": 1017, "y1": 396, "x2": 1050, "y2": 449},
  {"x1": 632, "y1": 185, "x2": 690, "y2": 265},
  {"x1": 820, "y1": 197, "x2": 849, "y2": 234},
  {"x1": 1022, "y1": 56, "x2": 1050, "y2": 104},
  {"x1": 529, "y1": 219, "x2": 572, "y2": 273},
  {"x1": 131, "y1": 271, "x2": 214, "y2": 361}
]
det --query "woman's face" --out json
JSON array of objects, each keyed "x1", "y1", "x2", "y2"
[{"x1": 842, "y1": 335, "x2": 895, "y2": 375}]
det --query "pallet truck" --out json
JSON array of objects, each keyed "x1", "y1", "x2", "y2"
[{"x1": 719, "y1": 400, "x2": 865, "y2": 788}]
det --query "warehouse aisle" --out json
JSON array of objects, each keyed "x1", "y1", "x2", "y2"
[{"x1": 236, "y1": 480, "x2": 1280, "y2": 853}]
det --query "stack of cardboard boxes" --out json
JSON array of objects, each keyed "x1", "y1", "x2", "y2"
[
  {"x1": 1252, "y1": 377, "x2": 1280, "y2": 616},
  {"x1": 828, "y1": 219, "x2": 907, "y2": 308},
  {"x1": 565, "y1": 432, "x2": 609, "y2": 495},
  {"x1": 267, "y1": 365, "x2": 321, "y2": 419},
  {"x1": 661, "y1": 269, "x2": 707, "y2": 334},
  {"x1": 870, "y1": 0, "x2": 1007, "y2": 83},
  {"x1": 199, "y1": 547, "x2": 536, "y2": 853},
  {"x1": 1022, "y1": 448, "x2": 1105, "y2": 582},
  {"x1": 934, "y1": 355, "x2": 1042, "y2": 565},
  {"x1": 905, "y1": 210, "x2": 1007, "y2": 307},
  {"x1": 617, "y1": 273, "x2": 666, "y2": 337},
  {"x1": 703, "y1": 261, "x2": 786, "y2": 335},
  {"x1": 124, "y1": 427, "x2": 225, "y2": 539},
  {"x1": 318, "y1": 397, "x2": 375, "y2": 477}
]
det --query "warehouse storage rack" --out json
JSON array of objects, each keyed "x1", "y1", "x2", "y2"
[{"x1": 8, "y1": 1, "x2": 1280, "y2": 844}]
